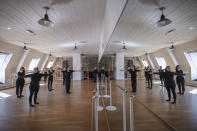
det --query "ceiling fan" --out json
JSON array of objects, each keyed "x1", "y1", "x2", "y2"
[
  {"x1": 157, "y1": 7, "x2": 172, "y2": 27},
  {"x1": 74, "y1": 43, "x2": 78, "y2": 50},
  {"x1": 23, "y1": 43, "x2": 28, "y2": 50},
  {"x1": 38, "y1": 6, "x2": 54, "y2": 27},
  {"x1": 122, "y1": 43, "x2": 127, "y2": 50}
]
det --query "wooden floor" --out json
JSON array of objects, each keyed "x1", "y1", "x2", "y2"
[{"x1": 0, "y1": 79, "x2": 196, "y2": 131}]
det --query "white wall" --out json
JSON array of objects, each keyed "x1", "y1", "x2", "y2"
[
  {"x1": 0, "y1": 41, "x2": 50, "y2": 86},
  {"x1": 99, "y1": 0, "x2": 127, "y2": 61}
]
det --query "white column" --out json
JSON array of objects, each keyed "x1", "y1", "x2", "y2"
[
  {"x1": 41, "y1": 54, "x2": 49, "y2": 70},
  {"x1": 116, "y1": 53, "x2": 125, "y2": 80},
  {"x1": 73, "y1": 53, "x2": 82, "y2": 80},
  {"x1": 167, "y1": 48, "x2": 179, "y2": 66},
  {"x1": 16, "y1": 50, "x2": 29, "y2": 73}
]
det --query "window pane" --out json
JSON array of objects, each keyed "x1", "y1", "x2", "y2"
[
  {"x1": 28, "y1": 58, "x2": 40, "y2": 71},
  {"x1": 155, "y1": 56, "x2": 167, "y2": 69},
  {"x1": 47, "y1": 61, "x2": 54, "y2": 68},
  {"x1": 185, "y1": 51, "x2": 197, "y2": 80},
  {"x1": 0, "y1": 53, "x2": 12, "y2": 83},
  {"x1": 141, "y1": 59, "x2": 148, "y2": 67}
]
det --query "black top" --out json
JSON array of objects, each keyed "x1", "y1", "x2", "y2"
[
  {"x1": 176, "y1": 70, "x2": 184, "y2": 79},
  {"x1": 24, "y1": 73, "x2": 45, "y2": 87},
  {"x1": 48, "y1": 70, "x2": 54, "y2": 79},
  {"x1": 147, "y1": 69, "x2": 153, "y2": 78},
  {"x1": 163, "y1": 71, "x2": 185, "y2": 87},
  {"x1": 128, "y1": 69, "x2": 140, "y2": 79},
  {"x1": 17, "y1": 71, "x2": 25, "y2": 81},
  {"x1": 62, "y1": 70, "x2": 74, "y2": 80},
  {"x1": 158, "y1": 69, "x2": 164, "y2": 77},
  {"x1": 93, "y1": 69, "x2": 98, "y2": 77}
]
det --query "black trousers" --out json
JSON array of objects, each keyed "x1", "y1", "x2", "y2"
[
  {"x1": 29, "y1": 86, "x2": 40, "y2": 105},
  {"x1": 65, "y1": 79, "x2": 71, "y2": 93},
  {"x1": 48, "y1": 77, "x2": 53, "y2": 90},
  {"x1": 160, "y1": 76, "x2": 164, "y2": 86},
  {"x1": 16, "y1": 80, "x2": 24, "y2": 96},
  {"x1": 63, "y1": 77, "x2": 65, "y2": 85},
  {"x1": 44, "y1": 76, "x2": 47, "y2": 83},
  {"x1": 93, "y1": 75, "x2": 97, "y2": 83},
  {"x1": 147, "y1": 77, "x2": 152, "y2": 89},
  {"x1": 176, "y1": 78, "x2": 185, "y2": 93},
  {"x1": 166, "y1": 85, "x2": 176, "y2": 102},
  {"x1": 131, "y1": 78, "x2": 137, "y2": 92}
]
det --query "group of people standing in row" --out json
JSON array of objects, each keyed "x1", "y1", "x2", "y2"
[
  {"x1": 127, "y1": 65, "x2": 185, "y2": 104},
  {"x1": 16, "y1": 66, "x2": 76, "y2": 107}
]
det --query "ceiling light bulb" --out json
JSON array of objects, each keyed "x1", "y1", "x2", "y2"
[
  {"x1": 189, "y1": 27, "x2": 194, "y2": 30},
  {"x1": 7, "y1": 27, "x2": 12, "y2": 30}
]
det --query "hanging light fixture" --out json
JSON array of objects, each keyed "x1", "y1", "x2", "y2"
[
  {"x1": 23, "y1": 43, "x2": 28, "y2": 50},
  {"x1": 38, "y1": 6, "x2": 54, "y2": 27},
  {"x1": 157, "y1": 7, "x2": 172, "y2": 27},
  {"x1": 74, "y1": 43, "x2": 78, "y2": 50},
  {"x1": 122, "y1": 43, "x2": 127, "y2": 50}
]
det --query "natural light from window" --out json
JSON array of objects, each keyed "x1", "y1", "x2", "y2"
[
  {"x1": 141, "y1": 59, "x2": 148, "y2": 67},
  {"x1": 47, "y1": 61, "x2": 54, "y2": 68},
  {"x1": 0, "y1": 53, "x2": 12, "y2": 83},
  {"x1": 0, "y1": 92, "x2": 11, "y2": 99},
  {"x1": 184, "y1": 51, "x2": 197, "y2": 80},
  {"x1": 155, "y1": 56, "x2": 167, "y2": 69},
  {"x1": 28, "y1": 58, "x2": 40, "y2": 71}
]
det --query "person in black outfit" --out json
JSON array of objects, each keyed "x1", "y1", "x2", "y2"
[
  {"x1": 61, "y1": 67, "x2": 66, "y2": 85},
  {"x1": 162, "y1": 66, "x2": 185, "y2": 104},
  {"x1": 43, "y1": 68, "x2": 48, "y2": 84},
  {"x1": 124, "y1": 65, "x2": 140, "y2": 92},
  {"x1": 100, "y1": 67, "x2": 106, "y2": 85},
  {"x1": 24, "y1": 67, "x2": 46, "y2": 107},
  {"x1": 93, "y1": 67, "x2": 98, "y2": 83},
  {"x1": 147, "y1": 66, "x2": 153, "y2": 89},
  {"x1": 158, "y1": 66, "x2": 164, "y2": 86},
  {"x1": 176, "y1": 65, "x2": 185, "y2": 95},
  {"x1": 16, "y1": 67, "x2": 25, "y2": 98},
  {"x1": 62, "y1": 66, "x2": 74, "y2": 94},
  {"x1": 48, "y1": 67, "x2": 54, "y2": 91},
  {"x1": 144, "y1": 67, "x2": 148, "y2": 83}
]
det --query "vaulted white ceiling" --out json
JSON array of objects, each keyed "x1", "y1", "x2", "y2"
[
  {"x1": 0, "y1": 0, "x2": 197, "y2": 58},
  {"x1": 105, "y1": 0, "x2": 197, "y2": 56},
  {"x1": 0, "y1": 0, "x2": 106, "y2": 56}
]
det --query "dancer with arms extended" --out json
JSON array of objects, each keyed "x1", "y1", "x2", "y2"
[
  {"x1": 16, "y1": 67, "x2": 25, "y2": 98},
  {"x1": 25, "y1": 67, "x2": 46, "y2": 107},
  {"x1": 62, "y1": 66, "x2": 81, "y2": 94}
]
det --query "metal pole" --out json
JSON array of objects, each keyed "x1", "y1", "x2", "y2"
[
  {"x1": 103, "y1": 79, "x2": 110, "y2": 98},
  {"x1": 123, "y1": 91, "x2": 127, "y2": 131},
  {"x1": 94, "y1": 96, "x2": 98, "y2": 131},
  {"x1": 130, "y1": 96, "x2": 134, "y2": 131},
  {"x1": 106, "y1": 81, "x2": 117, "y2": 111},
  {"x1": 110, "y1": 81, "x2": 112, "y2": 106},
  {"x1": 97, "y1": 82, "x2": 103, "y2": 111}
]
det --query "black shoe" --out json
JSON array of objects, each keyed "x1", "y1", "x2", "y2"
[
  {"x1": 30, "y1": 104, "x2": 34, "y2": 107},
  {"x1": 34, "y1": 102, "x2": 39, "y2": 104},
  {"x1": 20, "y1": 95, "x2": 24, "y2": 97},
  {"x1": 177, "y1": 92, "x2": 181, "y2": 94},
  {"x1": 17, "y1": 96, "x2": 20, "y2": 98},
  {"x1": 171, "y1": 101, "x2": 176, "y2": 104},
  {"x1": 67, "y1": 92, "x2": 71, "y2": 94},
  {"x1": 166, "y1": 99, "x2": 171, "y2": 102},
  {"x1": 51, "y1": 88, "x2": 54, "y2": 90}
]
